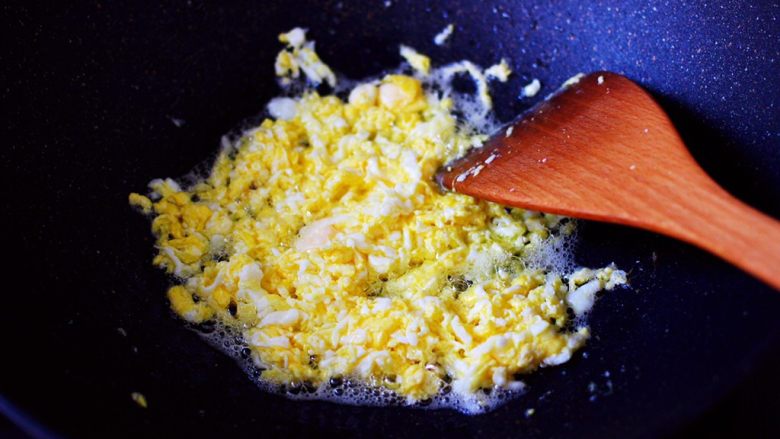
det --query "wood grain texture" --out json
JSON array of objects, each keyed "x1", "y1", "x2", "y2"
[{"x1": 438, "y1": 72, "x2": 780, "y2": 290}]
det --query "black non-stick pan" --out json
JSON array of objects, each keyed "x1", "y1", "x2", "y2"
[{"x1": 3, "y1": 1, "x2": 779, "y2": 437}]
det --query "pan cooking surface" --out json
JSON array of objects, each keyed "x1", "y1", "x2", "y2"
[{"x1": 3, "y1": 1, "x2": 779, "y2": 437}]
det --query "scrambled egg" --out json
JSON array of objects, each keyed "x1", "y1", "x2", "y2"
[
  {"x1": 275, "y1": 28, "x2": 336, "y2": 87},
  {"x1": 130, "y1": 28, "x2": 625, "y2": 411},
  {"x1": 400, "y1": 45, "x2": 431, "y2": 75}
]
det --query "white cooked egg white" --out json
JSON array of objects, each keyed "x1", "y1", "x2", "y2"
[{"x1": 129, "y1": 27, "x2": 627, "y2": 414}]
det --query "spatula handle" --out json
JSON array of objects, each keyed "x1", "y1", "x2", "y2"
[{"x1": 670, "y1": 180, "x2": 780, "y2": 290}]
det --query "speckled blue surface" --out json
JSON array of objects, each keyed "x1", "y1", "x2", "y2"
[
  {"x1": 2, "y1": 1, "x2": 779, "y2": 438},
  {"x1": 478, "y1": 0, "x2": 780, "y2": 216}
]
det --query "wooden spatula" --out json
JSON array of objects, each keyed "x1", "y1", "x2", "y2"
[{"x1": 437, "y1": 72, "x2": 780, "y2": 290}]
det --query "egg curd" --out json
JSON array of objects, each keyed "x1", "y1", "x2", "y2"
[{"x1": 130, "y1": 28, "x2": 626, "y2": 413}]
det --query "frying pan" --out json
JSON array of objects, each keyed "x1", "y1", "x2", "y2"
[{"x1": 3, "y1": 0, "x2": 779, "y2": 437}]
